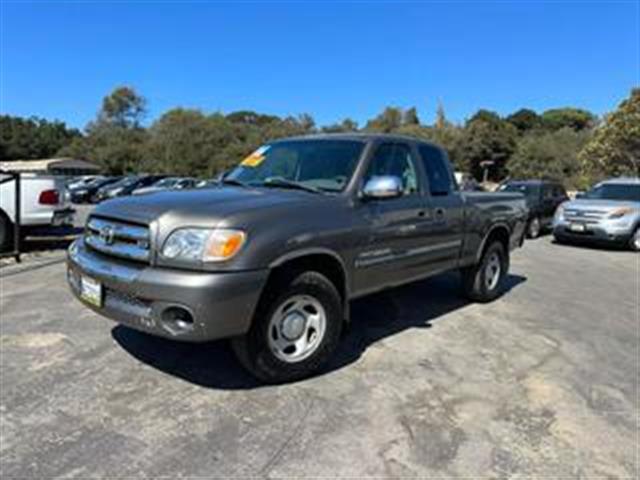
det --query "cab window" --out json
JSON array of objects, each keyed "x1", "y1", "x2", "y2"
[{"x1": 418, "y1": 144, "x2": 454, "y2": 196}]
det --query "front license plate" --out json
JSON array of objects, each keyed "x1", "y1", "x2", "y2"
[
  {"x1": 569, "y1": 223, "x2": 586, "y2": 232},
  {"x1": 80, "y1": 275, "x2": 102, "y2": 307}
]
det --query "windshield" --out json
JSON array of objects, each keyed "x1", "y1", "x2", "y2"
[
  {"x1": 225, "y1": 140, "x2": 365, "y2": 192},
  {"x1": 152, "y1": 177, "x2": 180, "y2": 188},
  {"x1": 584, "y1": 183, "x2": 640, "y2": 201},
  {"x1": 500, "y1": 183, "x2": 540, "y2": 200},
  {"x1": 109, "y1": 177, "x2": 139, "y2": 189}
]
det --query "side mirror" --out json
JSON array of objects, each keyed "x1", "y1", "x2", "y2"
[{"x1": 362, "y1": 176, "x2": 403, "y2": 199}]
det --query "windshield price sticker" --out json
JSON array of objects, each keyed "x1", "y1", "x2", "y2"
[{"x1": 241, "y1": 145, "x2": 270, "y2": 168}]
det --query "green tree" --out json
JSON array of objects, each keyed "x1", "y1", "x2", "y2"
[
  {"x1": 0, "y1": 115, "x2": 80, "y2": 160},
  {"x1": 541, "y1": 108, "x2": 595, "y2": 131},
  {"x1": 61, "y1": 86, "x2": 149, "y2": 173},
  {"x1": 506, "y1": 108, "x2": 541, "y2": 133},
  {"x1": 460, "y1": 110, "x2": 518, "y2": 180},
  {"x1": 98, "y1": 86, "x2": 147, "y2": 128},
  {"x1": 322, "y1": 118, "x2": 358, "y2": 133},
  {"x1": 365, "y1": 107, "x2": 404, "y2": 132},
  {"x1": 579, "y1": 88, "x2": 640, "y2": 179},
  {"x1": 509, "y1": 128, "x2": 591, "y2": 187},
  {"x1": 144, "y1": 109, "x2": 222, "y2": 176},
  {"x1": 402, "y1": 107, "x2": 420, "y2": 126}
]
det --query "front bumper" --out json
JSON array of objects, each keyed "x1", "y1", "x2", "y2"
[
  {"x1": 552, "y1": 222, "x2": 633, "y2": 246},
  {"x1": 67, "y1": 238, "x2": 268, "y2": 342}
]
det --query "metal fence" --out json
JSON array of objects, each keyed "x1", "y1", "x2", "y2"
[{"x1": 0, "y1": 171, "x2": 21, "y2": 262}]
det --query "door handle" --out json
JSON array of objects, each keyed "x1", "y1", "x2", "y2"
[{"x1": 434, "y1": 207, "x2": 445, "y2": 218}]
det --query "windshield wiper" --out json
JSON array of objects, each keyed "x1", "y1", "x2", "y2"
[
  {"x1": 220, "y1": 177, "x2": 249, "y2": 188},
  {"x1": 262, "y1": 177, "x2": 323, "y2": 194}
]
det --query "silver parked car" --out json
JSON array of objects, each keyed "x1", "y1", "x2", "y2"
[{"x1": 553, "y1": 177, "x2": 639, "y2": 251}]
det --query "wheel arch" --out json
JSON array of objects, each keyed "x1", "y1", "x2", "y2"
[
  {"x1": 267, "y1": 248, "x2": 350, "y2": 321},
  {"x1": 475, "y1": 223, "x2": 511, "y2": 263}
]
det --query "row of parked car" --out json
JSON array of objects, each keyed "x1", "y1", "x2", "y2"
[
  {"x1": 499, "y1": 177, "x2": 639, "y2": 251},
  {"x1": 66, "y1": 175, "x2": 215, "y2": 204}
]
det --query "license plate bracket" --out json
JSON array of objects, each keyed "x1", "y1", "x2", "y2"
[{"x1": 80, "y1": 275, "x2": 102, "y2": 307}]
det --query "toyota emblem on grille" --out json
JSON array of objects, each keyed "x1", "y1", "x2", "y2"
[{"x1": 99, "y1": 226, "x2": 116, "y2": 245}]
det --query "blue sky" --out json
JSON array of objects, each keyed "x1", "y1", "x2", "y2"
[{"x1": 1, "y1": 1, "x2": 638, "y2": 129}]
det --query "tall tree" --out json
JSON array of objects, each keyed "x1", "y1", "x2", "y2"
[
  {"x1": 98, "y1": 86, "x2": 147, "y2": 128},
  {"x1": 506, "y1": 108, "x2": 541, "y2": 133},
  {"x1": 579, "y1": 88, "x2": 640, "y2": 179},
  {"x1": 435, "y1": 101, "x2": 448, "y2": 129},
  {"x1": 322, "y1": 118, "x2": 359, "y2": 133},
  {"x1": 402, "y1": 107, "x2": 420, "y2": 126},
  {"x1": 62, "y1": 86, "x2": 149, "y2": 173},
  {"x1": 541, "y1": 108, "x2": 595, "y2": 131},
  {"x1": 509, "y1": 128, "x2": 591, "y2": 187},
  {"x1": 0, "y1": 115, "x2": 80, "y2": 160},
  {"x1": 461, "y1": 110, "x2": 518, "y2": 180},
  {"x1": 365, "y1": 107, "x2": 404, "y2": 132}
]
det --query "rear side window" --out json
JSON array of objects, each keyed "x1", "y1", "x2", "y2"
[{"x1": 418, "y1": 145, "x2": 453, "y2": 196}]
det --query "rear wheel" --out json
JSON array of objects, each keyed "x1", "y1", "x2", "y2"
[
  {"x1": 231, "y1": 270, "x2": 343, "y2": 383},
  {"x1": 527, "y1": 216, "x2": 541, "y2": 239},
  {"x1": 461, "y1": 241, "x2": 509, "y2": 302},
  {"x1": 0, "y1": 214, "x2": 14, "y2": 253}
]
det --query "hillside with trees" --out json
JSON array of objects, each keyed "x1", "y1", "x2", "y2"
[{"x1": 1, "y1": 86, "x2": 638, "y2": 188}]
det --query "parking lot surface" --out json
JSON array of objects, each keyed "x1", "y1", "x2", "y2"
[{"x1": 0, "y1": 237, "x2": 637, "y2": 478}]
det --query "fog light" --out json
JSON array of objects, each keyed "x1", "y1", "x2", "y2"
[{"x1": 160, "y1": 306, "x2": 194, "y2": 333}]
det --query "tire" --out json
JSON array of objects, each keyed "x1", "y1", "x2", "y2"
[
  {"x1": 629, "y1": 226, "x2": 640, "y2": 252},
  {"x1": 231, "y1": 270, "x2": 343, "y2": 383},
  {"x1": 526, "y1": 216, "x2": 541, "y2": 239},
  {"x1": 461, "y1": 241, "x2": 509, "y2": 303},
  {"x1": 0, "y1": 214, "x2": 14, "y2": 253}
]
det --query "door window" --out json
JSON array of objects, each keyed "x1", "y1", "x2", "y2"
[{"x1": 364, "y1": 143, "x2": 419, "y2": 195}]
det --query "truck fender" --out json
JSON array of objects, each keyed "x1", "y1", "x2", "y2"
[
  {"x1": 475, "y1": 222, "x2": 511, "y2": 264},
  {"x1": 268, "y1": 247, "x2": 351, "y2": 321}
]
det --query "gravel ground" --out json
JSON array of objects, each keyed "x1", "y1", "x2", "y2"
[{"x1": 0, "y1": 236, "x2": 638, "y2": 479}]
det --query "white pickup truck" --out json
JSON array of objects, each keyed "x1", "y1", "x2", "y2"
[{"x1": 0, "y1": 172, "x2": 75, "y2": 252}]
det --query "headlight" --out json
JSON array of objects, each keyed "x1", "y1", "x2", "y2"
[
  {"x1": 553, "y1": 204, "x2": 565, "y2": 222},
  {"x1": 607, "y1": 207, "x2": 634, "y2": 219},
  {"x1": 162, "y1": 228, "x2": 246, "y2": 262}
]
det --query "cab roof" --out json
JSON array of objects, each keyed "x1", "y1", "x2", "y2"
[{"x1": 275, "y1": 132, "x2": 443, "y2": 149}]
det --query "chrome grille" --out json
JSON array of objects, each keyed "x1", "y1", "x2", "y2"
[
  {"x1": 85, "y1": 216, "x2": 150, "y2": 262},
  {"x1": 563, "y1": 208, "x2": 607, "y2": 224}
]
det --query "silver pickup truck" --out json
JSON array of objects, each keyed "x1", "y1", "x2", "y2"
[{"x1": 67, "y1": 134, "x2": 527, "y2": 382}]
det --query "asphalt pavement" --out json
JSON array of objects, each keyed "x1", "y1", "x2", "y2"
[{"x1": 0, "y1": 234, "x2": 637, "y2": 478}]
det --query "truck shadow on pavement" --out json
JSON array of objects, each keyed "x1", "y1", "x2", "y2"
[{"x1": 112, "y1": 272, "x2": 527, "y2": 390}]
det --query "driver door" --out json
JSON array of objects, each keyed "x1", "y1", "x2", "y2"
[{"x1": 353, "y1": 142, "x2": 432, "y2": 295}]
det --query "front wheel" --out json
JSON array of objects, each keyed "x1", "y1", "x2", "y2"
[
  {"x1": 231, "y1": 270, "x2": 343, "y2": 383},
  {"x1": 461, "y1": 241, "x2": 509, "y2": 302},
  {"x1": 630, "y1": 227, "x2": 640, "y2": 252}
]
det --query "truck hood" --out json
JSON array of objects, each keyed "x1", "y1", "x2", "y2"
[{"x1": 91, "y1": 185, "x2": 315, "y2": 226}]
